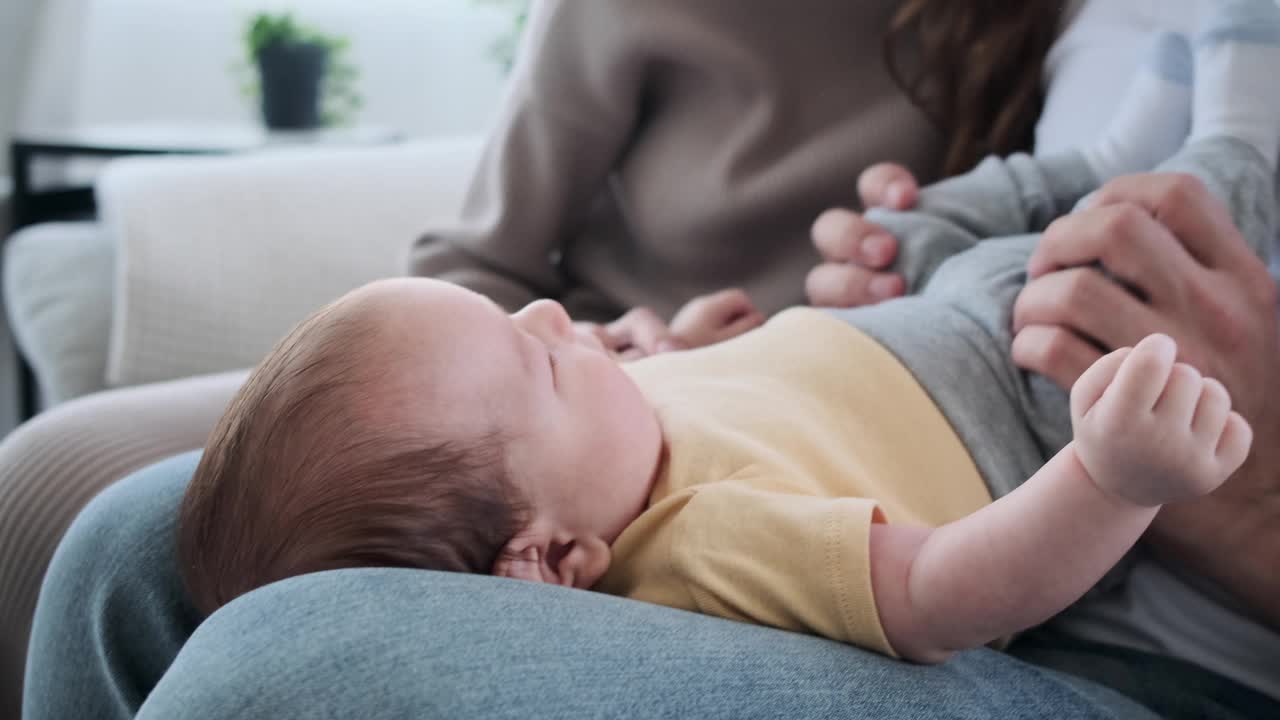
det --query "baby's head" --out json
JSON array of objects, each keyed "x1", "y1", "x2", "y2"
[{"x1": 179, "y1": 278, "x2": 662, "y2": 616}]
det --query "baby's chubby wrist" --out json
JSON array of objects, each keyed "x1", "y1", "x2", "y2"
[{"x1": 1064, "y1": 441, "x2": 1160, "y2": 510}]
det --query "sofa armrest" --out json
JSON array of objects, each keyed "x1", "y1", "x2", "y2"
[
  {"x1": 97, "y1": 136, "x2": 482, "y2": 387},
  {"x1": 4, "y1": 222, "x2": 114, "y2": 407}
]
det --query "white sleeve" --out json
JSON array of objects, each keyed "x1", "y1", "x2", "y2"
[
  {"x1": 1035, "y1": 0, "x2": 1199, "y2": 154},
  {"x1": 1036, "y1": 0, "x2": 1280, "y2": 281}
]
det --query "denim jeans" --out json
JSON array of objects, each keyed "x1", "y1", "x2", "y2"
[{"x1": 23, "y1": 452, "x2": 1276, "y2": 719}]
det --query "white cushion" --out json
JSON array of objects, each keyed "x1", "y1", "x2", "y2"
[
  {"x1": 98, "y1": 137, "x2": 481, "y2": 387},
  {"x1": 4, "y1": 222, "x2": 113, "y2": 406}
]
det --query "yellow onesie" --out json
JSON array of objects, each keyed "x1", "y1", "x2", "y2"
[{"x1": 597, "y1": 308, "x2": 992, "y2": 656}]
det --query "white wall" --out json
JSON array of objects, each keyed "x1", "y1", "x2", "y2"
[
  {"x1": 0, "y1": 0, "x2": 43, "y2": 435},
  {"x1": 19, "y1": 0, "x2": 514, "y2": 139},
  {"x1": 0, "y1": 0, "x2": 42, "y2": 177}
]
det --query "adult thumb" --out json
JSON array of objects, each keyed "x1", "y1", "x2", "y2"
[{"x1": 858, "y1": 163, "x2": 919, "y2": 210}]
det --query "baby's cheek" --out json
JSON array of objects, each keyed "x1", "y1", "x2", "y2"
[{"x1": 617, "y1": 376, "x2": 655, "y2": 427}]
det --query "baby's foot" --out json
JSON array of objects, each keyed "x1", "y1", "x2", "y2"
[
  {"x1": 1191, "y1": 0, "x2": 1280, "y2": 168},
  {"x1": 1083, "y1": 32, "x2": 1192, "y2": 182},
  {"x1": 1069, "y1": 334, "x2": 1252, "y2": 506}
]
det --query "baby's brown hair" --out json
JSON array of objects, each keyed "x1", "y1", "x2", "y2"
[{"x1": 178, "y1": 296, "x2": 528, "y2": 617}]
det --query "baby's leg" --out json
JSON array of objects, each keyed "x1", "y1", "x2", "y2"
[
  {"x1": 867, "y1": 32, "x2": 1193, "y2": 293},
  {"x1": 1190, "y1": 1, "x2": 1280, "y2": 173},
  {"x1": 889, "y1": 235, "x2": 1075, "y2": 499},
  {"x1": 871, "y1": 336, "x2": 1249, "y2": 663},
  {"x1": 867, "y1": 154, "x2": 1094, "y2": 294},
  {"x1": 1079, "y1": 32, "x2": 1194, "y2": 182},
  {"x1": 1148, "y1": 0, "x2": 1280, "y2": 263},
  {"x1": 957, "y1": 4, "x2": 1280, "y2": 489}
]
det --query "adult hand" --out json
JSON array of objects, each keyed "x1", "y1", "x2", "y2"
[
  {"x1": 1011, "y1": 173, "x2": 1280, "y2": 630},
  {"x1": 806, "y1": 163, "x2": 919, "y2": 307},
  {"x1": 669, "y1": 288, "x2": 766, "y2": 349},
  {"x1": 576, "y1": 307, "x2": 685, "y2": 361}
]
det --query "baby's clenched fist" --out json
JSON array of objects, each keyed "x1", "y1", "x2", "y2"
[{"x1": 1069, "y1": 334, "x2": 1252, "y2": 507}]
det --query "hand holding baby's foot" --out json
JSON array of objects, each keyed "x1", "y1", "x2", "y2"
[{"x1": 1070, "y1": 334, "x2": 1252, "y2": 506}]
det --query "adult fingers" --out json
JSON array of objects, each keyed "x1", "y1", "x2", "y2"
[
  {"x1": 858, "y1": 163, "x2": 920, "y2": 210},
  {"x1": 617, "y1": 347, "x2": 647, "y2": 362},
  {"x1": 1011, "y1": 324, "x2": 1103, "y2": 391},
  {"x1": 699, "y1": 288, "x2": 757, "y2": 322},
  {"x1": 714, "y1": 310, "x2": 766, "y2": 342},
  {"x1": 670, "y1": 288, "x2": 755, "y2": 335},
  {"x1": 607, "y1": 307, "x2": 673, "y2": 356},
  {"x1": 572, "y1": 322, "x2": 613, "y2": 354},
  {"x1": 1027, "y1": 203, "x2": 1196, "y2": 305},
  {"x1": 811, "y1": 208, "x2": 899, "y2": 268},
  {"x1": 1090, "y1": 173, "x2": 1251, "y2": 273},
  {"x1": 1012, "y1": 266, "x2": 1166, "y2": 351},
  {"x1": 575, "y1": 322, "x2": 622, "y2": 352},
  {"x1": 806, "y1": 263, "x2": 905, "y2": 307}
]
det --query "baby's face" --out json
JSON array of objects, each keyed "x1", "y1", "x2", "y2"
[{"x1": 352, "y1": 278, "x2": 661, "y2": 547}]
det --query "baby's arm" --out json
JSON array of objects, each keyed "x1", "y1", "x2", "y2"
[{"x1": 869, "y1": 334, "x2": 1252, "y2": 663}]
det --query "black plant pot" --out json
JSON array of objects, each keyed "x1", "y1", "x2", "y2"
[{"x1": 256, "y1": 41, "x2": 329, "y2": 130}]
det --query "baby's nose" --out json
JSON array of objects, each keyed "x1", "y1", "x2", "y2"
[{"x1": 527, "y1": 299, "x2": 574, "y2": 337}]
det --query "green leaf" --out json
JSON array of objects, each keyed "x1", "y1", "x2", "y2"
[
  {"x1": 235, "y1": 11, "x2": 363, "y2": 127},
  {"x1": 472, "y1": 0, "x2": 530, "y2": 74}
]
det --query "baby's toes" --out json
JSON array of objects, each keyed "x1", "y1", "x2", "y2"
[
  {"x1": 1191, "y1": 377, "x2": 1232, "y2": 442},
  {"x1": 1154, "y1": 362, "x2": 1203, "y2": 425}
]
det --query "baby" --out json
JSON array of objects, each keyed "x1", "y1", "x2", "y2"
[{"x1": 179, "y1": 2, "x2": 1277, "y2": 662}]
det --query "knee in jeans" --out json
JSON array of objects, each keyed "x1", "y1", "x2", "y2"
[{"x1": 42, "y1": 453, "x2": 197, "y2": 592}]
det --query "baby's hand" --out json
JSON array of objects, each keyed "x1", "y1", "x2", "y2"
[
  {"x1": 669, "y1": 289, "x2": 766, "y2": 350},
  {"x1": 1070, "y1": 334, "x2": 1252, "y2": 507}
]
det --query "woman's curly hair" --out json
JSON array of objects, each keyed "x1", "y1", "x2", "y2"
[{"x1": 886, "y1": 0, "x2": 1062, "y2": 175}]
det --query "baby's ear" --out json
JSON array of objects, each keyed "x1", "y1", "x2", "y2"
[
  {"x1": 548, "y1": 536, "x2": 612, "y2": 590},
  {"x1": 492, "y1": 539, "x2": 549, "y2": 583}
]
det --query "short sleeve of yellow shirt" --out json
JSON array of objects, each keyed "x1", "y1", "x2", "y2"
[{"x1": 673, "y1": 478, "x2": 890, "y2": 653}]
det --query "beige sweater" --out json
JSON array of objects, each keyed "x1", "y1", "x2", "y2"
[{"x1": 410, "y1": 0, "x2": 946, "y2": 320}]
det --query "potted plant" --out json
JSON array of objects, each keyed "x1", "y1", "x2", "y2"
[
  {"x1": 474, "y1": 0, "x2": 529, "y2": 73},
  {"x1": 241, "y1": 12, "x2": 360, "y2": 129}
]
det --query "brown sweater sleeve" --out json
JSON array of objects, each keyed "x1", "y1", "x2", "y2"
[{"x1": 409, "y1": 0, "x2": 643, "y2": 313}]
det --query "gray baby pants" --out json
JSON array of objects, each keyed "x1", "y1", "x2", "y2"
[{"x1": 826, "y1": 137, "x2": 1276, "y2": 499}]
